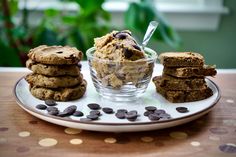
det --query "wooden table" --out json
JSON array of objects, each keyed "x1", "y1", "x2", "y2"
[{"x1": 0, "y1": 65, "x2": 236, "y2": 157}]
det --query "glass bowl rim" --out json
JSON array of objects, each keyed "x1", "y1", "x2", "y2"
[{"x1": 86, "y1": 47, "x2": 158, "y2": 63}]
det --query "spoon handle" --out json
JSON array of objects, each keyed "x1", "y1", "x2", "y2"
[{"x1": 141, "y1": 21, "x2": 159, "y2": 49}]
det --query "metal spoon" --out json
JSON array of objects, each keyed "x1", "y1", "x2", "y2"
[{"x1": 141, "y1": 21, "x2": 159, "y2": 50}]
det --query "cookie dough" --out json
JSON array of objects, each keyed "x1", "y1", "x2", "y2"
[
  {"x1": 92, "y1": 30, "x2": 153, "y2": 88},
  {"x1": 25, "y1": 73, "x2": 83, "y2": 88},
  {"x1": 26, "y1": 59, "x2": 81, "y2": 76},
  {"x1": 28, "y1": 45, "x2": 83, "y2": 65},
  {"x1": 30, "y1": 80, "x2": 87, "y2": 101}
]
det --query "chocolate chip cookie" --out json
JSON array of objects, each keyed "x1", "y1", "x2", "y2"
[
  {"x1": 154, "y1": 77, "x2": 213, "y2": 103},
  {"x1": 26, "y1": 59, "x2": 81, "y2": 76},
  {"x1": 29, "y1": 80, "x2": 87, "y2": 101},
  {"x1": 28, "y1": 45, "x2": 83, "y2": 65},
  {"x1": 25, "y1": 73, "x2": 83, "y2": 88},
  {"x1": 159, "y1": 52, "x2": 204, "y2": 67}
]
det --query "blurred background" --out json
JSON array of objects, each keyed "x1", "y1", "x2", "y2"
[{"x1": 0, "y1": 0, "x2": 235, "y2": 68}]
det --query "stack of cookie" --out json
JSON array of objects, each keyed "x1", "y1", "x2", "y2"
[
  {"x1": 25, "y1": 45, "x2": 87, "y2": 101},
  {"x1": 153, "y1": 52, "x2": 216, "y2": 103}
]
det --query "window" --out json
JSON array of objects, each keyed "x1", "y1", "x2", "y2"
[{"x1": 18, "y1": 0, "x2": 229, "y2": 31}]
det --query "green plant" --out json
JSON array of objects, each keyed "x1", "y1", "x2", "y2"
[
  {"x1": 125, "y1": 0, "x2": 181, "y2": 49},
  {"x1": 0, "y1": 0, "x2": 181, "y2": 67}
]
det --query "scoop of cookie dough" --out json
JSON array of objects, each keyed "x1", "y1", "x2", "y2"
[
  {"x1": 92, "y1": 30, "x2": 152, "y2": 88},
  {"x1": 94, "y1": 30, "x2": 145, "y2": 61}
]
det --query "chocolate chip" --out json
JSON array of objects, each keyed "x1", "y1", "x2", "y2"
[
  {"x1": 125, "y1": 113, "x2": 138, "y2": 121},
  {"x1": 148, "y1": 114, "x2": 160, "y2": 121},
  {"x1": 57, "y1": 112, "x2": 69, "y2": 117},
  {"x1": 78, "y1": 63, "x2": 82, "y2": 69},
  {"x1": 127, "y1": 115, "x2": 138, "y2": 121},
  {"x1": 176, "y1": 107, "x2": 189, "y2": 113},
  {"x1": 63, "y1": 105, "x2": 77, "y2": 114},
  {"x1": 46, "y1": 106, "x2": 58, "y2": 112},
  {"x1": 115, "y1": 33, "x2": 127, "y2": 40},
  {"x1": 144, "y1": 111, "x2": 154, "y2": 116},
  {"x1": 48, "y1": 110, "x2": 59, "y2": 116},
  {"x1": 90, "y1": 110, "x2": 101, "y2": 116},
  {"x1": 73, "y1": 111, "x2": 84, "y2": 117},
  {"x1": 115, "y1": 112, "x2": 126, "y2": 119},
  {"x1": 47, "y1": 106, "x2": 59, "y2": 116},
  {"x1": 87, "y1": 103, "x2": 101, "y2": 110},
  {"x1": 102, "y1": 107, "x2": 114, "y2": 114},
  {"x1": 56, "y1": 51, "x2": 63, "y2": 54},
  {"x1": 125, "y1": 110, "x2": 138, "y2": 121},
  {"x1": 36, "y1": 104, "x2": 47, "y2": 110},
  {"x1": 133, "y1": 45, "x2": 141, "y2": 51},
  {"x1": 57, "y1": 105, "x2": 77, "y2": 117},
  {"x1": 128, "y1": 110, "x2": 138, "y2": 115},
  {"x1": 154, "y1": 109, "x2": 166, "y2": 115},
  {"x1": 45, "y1": 100, "x2": 57, "y2": 106},
  {"x1": 159, "y1": 113, "x2": 171, "y2": 120},
  {"x1": 117, "y1": 109, "x2": 128, "y2": 113},
  {"x1": 145, "y1": 106, "x2": 157, "y2": 111},
  {"x1": 87, "y1": 114, "x2": 99, "y2": 120},
  {"x1": 124, "y1": 48, "x2": 133, "y2": 59}
]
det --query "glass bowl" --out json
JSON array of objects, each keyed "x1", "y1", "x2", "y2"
[{"x1": 86, "y1": 47, "x2": 157, "y2": 101}]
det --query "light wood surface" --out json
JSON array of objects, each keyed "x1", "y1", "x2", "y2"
[{"x1": 0, "y1": 72, "x2": 236, "y2": 157}]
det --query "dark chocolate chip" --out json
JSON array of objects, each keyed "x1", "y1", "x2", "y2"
[
  {"x1": 176, "y1": 107, "x2": 189, "y2": 113},
  {"x1": 126, "y1": 114, "x2": 138, "y2": 121},
  {"x1": 117, "y1": 109, "x2": 128, "y2": 113},
  {"x1": 133, "y1": 45, "x2": 141, "y2": 51},
  {"x1": 86, "y1": 114, "x2": 99, "y2": 120},
  {"x1": 145, "y1": 106, "x2": 157, "y2": 111},
  {"x1": 78, "y1": 63, "x2": 82, "y2": 69},
  {"x1": 128, "y1": 110, "x2": 138, "y2": 115},
  {"x1": 125, "y1": 110, "x2": 138, "y2": 121},
  {"x1": 36, "y1": 104, "x2": 47, "y2": 110},
  {"x1": 63, "y1": 105, "x2": 77, "y2": 115},
  {"x1": 90, "y1": 110, "x2": 101, "y2": 116},
  {"x1": 115, "y1": 112, "x2": 126, "y2": 119},
  {"x1": 115, "y1": 33, "x2": 127, "y2": 40},
  {"x1": 148, "y1": 114, "x2": 160, "y2": 121},
  {"x1": 158, "y1": 113, "x2": 171, "y2": 120},
  {"x1": 87, "y1": 103, "x2": 101, "y2": 110},
  {"x1": 45, "y1": 100, "x2": 57, "y2": 106},
  {"x1": 144, "y1": 111, "x2": 154, "y2": 117},
  {"x1": 48, "y1": 110, "x2": 59, "y2": 116},
  {"x1": 46, "y1": 106, "x2": 58, "y2": 112},
  {"x1": 57, "y1": 112, "x2": 69, "y2": 117},
  {"x1": 127, "y1": 116, "x2": 138, "y2": 121},
  {"x1": 56, "y1": 51, "x2": 63, "y2": 54},
  {"x1": 124, "y1": 48, "x2": 133, "y2": 59},
  {"x1": 102, "y1": 107, "x2": 114, "y2": 114},
  {"x1": 154, "y1": 109, "x2": 166, "y2": 115},
  {"x1": 73, "y1": 111, "x2": 84, "y2": 117}
]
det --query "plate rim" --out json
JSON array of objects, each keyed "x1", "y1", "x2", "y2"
[{"x1": 13, "y1": 77, "x2": 221, "y2": 126}]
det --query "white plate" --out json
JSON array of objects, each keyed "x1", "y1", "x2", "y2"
[{"x1": 14, "y1": 71, "x2": 220, "y2": 132}]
